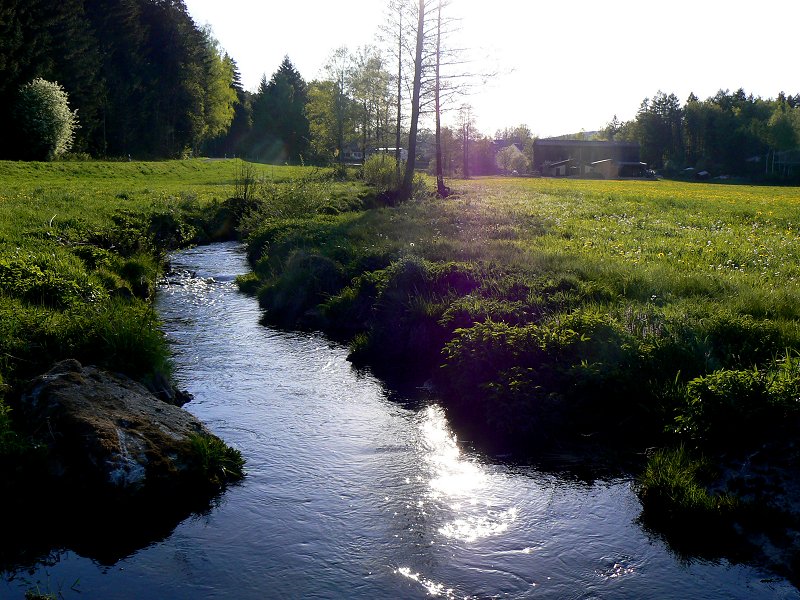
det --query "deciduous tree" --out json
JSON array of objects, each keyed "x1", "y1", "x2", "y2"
[
  {"x1": 14, "y1": 77, "x2": 78, "y2": 160},
  {"x1": 398, "y1": 0, "x2": 426, "y2": 202}
]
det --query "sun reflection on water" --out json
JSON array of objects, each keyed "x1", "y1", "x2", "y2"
[
  {"x1": 396, "y1": 567, "x2": 457, "y2": 598},
  {"x1": 418, "y1": 406, "x2": 518, "y2": 544}
]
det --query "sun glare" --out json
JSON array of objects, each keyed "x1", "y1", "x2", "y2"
[{"x1": 418, "y1": 406, "x2": 518, "y2": 543}]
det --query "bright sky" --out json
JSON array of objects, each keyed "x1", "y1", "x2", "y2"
[{"x1": 184, "y1": 0, "x2": 798, "y2": 138}]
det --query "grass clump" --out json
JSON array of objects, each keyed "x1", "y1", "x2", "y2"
[
  {"x1": 673, "y1": 354, "x2": 800, "y2": 445},
  {"x1": 362, "y1": 153, "x2": 402, "y2": 193},
  {"x1": 189, "y1": 434, "x2": 245, "y2": 488},
  {"x1": 637, "y1": 445, "x2": 739, "y2": 526}
]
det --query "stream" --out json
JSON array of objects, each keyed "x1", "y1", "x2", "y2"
[{"x1": 2, "y1": 241, "x2": 798, "y2": 599}]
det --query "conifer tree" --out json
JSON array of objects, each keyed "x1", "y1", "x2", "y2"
[{"x1": 250, "y1": 57, "x2": 310, "y2": 163}]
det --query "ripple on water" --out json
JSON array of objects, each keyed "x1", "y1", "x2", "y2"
[
  {"x1": 4, "y1": 241, "x2": 797, "y2": 600},
  {"x1": 596, "y1": 555, "x2": 637, "y2": 579}
]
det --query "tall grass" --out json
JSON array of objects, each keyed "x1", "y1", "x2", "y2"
[
  {"x1": 637, "y1": 445, "x2": 739, "y2": 524},
  {"x1": 239, "y1": 176, "x2": 800, "y2": 451},
  {"x1": 0, "y1": 159, "x2": 368, "y2": 461}
]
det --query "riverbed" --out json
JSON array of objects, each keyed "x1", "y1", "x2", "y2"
[{"x1": 2, "y1": 242, "x2": 797, "y2": 599}]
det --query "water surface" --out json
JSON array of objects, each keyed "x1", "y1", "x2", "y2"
[{"x1": 3, "y1": 242, "x2": 797, "y2": 599}]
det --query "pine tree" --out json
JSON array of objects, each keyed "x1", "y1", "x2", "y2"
[{"x1": 250, "y1": 57, "x2": 310, "y2": 163}]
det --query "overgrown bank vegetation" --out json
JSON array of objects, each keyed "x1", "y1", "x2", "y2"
[
  {"x1": 5, "y1": 160, "x2": 800, "y2": 574},
  {"x1": 0, "y1": 160, "x2": 367, "y2": 495},
  {"x1": 242, "y1": 177, "x2": 800, "y2": 442},
  {"x1": 238, "y1": 174, "x2": 800, "y2": 561}
]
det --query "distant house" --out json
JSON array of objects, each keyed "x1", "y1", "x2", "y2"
[
  {"x1": 591, "y1": 158, "x2": 649, "y2": 179},
  {"x1": 341, "y1": 146, "x2": 364, "y2": 163},
  {"x1": 369, "y1": 147, "x2": 409, "y2": 162},
  {"x1": 544, "y1": 158, "x2": 572, "y2": 177},
  {"x1": 533, "y1": 139, "x2": 642, "y2": 177}
]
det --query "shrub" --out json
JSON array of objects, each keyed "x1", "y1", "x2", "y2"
[
  {"x1": 14, "y1": 78, "x2": 79, "y2": 160},
  {"x1": 341, "y1": 258, "x2": 466, "y2": 374},
  {"x1": 0, "y1": 397, "x2": 16, "y2": 455},
  {"x1": 700, "y1": 312, "x2": 786, "y2": 370},
  {"x1": 257, "y1": 250, "x2": 345, "y2": 327},
  {"x1": 118, "y1": 254, "x2": 160, "y2": 299},
  {"x1": 80, "y1": 299, "x2": 173, "y2": 380},
  {"x1": 362, "y1": 153, "x2": 401, "y2": 192},
  {"x1": 0, "y1": 256, "x2": 105, "y2": 309},
  {"x1": 673, "y1": 355, "x2": 800, "y2": 445}
]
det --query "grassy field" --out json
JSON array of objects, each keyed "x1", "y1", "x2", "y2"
[
  {"x1": 0, "y1": 159, "x2": 366, "y2": 469},
  {"x1": 241, "y1": 174, "x2": 800, "y2": 535},
  {"x1": 4, "y1": 160, "x2": 800, "y2": 541}
]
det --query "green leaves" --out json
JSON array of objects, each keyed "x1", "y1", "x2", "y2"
[
  {"x1": 14, "y1": 78, "x2": 78, "y2": 160},
  {"x1": 674, "y1": 354, "x2": 800, "y2": 445}
]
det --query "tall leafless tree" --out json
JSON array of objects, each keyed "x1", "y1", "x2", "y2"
[
  {"x1": 433, "y1": 0, "x2": 449, "y2": 196},
  {"x1": 458, "y1": 103, "x2": 475, "y2": 179},
  {"x1": 398, "y1": 0, "x2": 425, "y2": 202}
]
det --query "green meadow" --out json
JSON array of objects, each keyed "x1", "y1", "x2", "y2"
[
  {"x1": 3, "y1": 159, "x2": 800, "y2": 530},
  {"x1": 0, "y1": 159, "x2": 363, "y2": 466}
]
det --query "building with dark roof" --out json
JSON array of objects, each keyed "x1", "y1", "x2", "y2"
[{"x1": 533, "y1": 139, "x2": 642, "y2": 177}]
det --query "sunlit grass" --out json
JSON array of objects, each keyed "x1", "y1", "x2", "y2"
[
  {"x1": 638, "y1": 445, "x2": 739, "y2": 521},
  {"x1": 242, "y1": 175, "x2": 800, "y2": 452}
]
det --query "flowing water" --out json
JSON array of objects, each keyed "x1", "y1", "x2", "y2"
[{"x1": 3, "y1": 242, "x2": 798, "y2": 599}]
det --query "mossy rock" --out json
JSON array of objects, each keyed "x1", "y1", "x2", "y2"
[{"x1": 16, "y1": 359, "x2": 244, "y2": 497}]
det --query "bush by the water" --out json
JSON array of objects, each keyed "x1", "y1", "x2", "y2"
[{"x1": 673, "y1": 355, "x2": 800, "y2": 445}]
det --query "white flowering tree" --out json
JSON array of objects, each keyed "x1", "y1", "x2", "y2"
[{"x1": 14, "y1": 78, "x2": 79, "y2": 160}]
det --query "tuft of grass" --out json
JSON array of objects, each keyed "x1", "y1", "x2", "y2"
[
  {"x1": 189, "y1": 434, "x2": 245, "y2": 487},
  {"x1": 25, "y1": 590, "x2": 56, "y2": 600},
  {"x1": 637, "y1": 445, "x2": 739, "y2": 524},
  {"x1": 0, "y1": 397, "x2": 17, "y2": 455}
]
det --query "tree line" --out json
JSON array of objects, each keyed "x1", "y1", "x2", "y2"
[
  {"x1": 3, "y1": 1, "x2": 798, "y2": 185},
  {"x1": 606, "y1": 89, "x2": 800, "y2": 178},
  {"x1": 0, "y1": 0, "x2": 236, "y2": 159}
]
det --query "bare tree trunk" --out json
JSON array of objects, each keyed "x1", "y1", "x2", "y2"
[
  {"x1": 458, "y1": 103, "x2": 474, "y2": 179},
  {"x1": 361, "y1": 100, "x2": 368, "y2": 160},
  {"x1": 394, "y1": 8, "x2": 403, "y2": 180},
  {"x1": 434, "y1": 1, "x2": 448, "y2": 197},
  {"x1": 399, "y1": 0, "x2": 424, "y2": 202},
  {"x1": 463, "y1": 126, "x2": 469, "y2": 179}
]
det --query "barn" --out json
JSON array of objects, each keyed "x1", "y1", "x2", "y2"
[{"x1": 533, "y1": 139, "x2": 642, "y2": 177}]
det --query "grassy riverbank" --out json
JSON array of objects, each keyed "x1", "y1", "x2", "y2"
[
  {"x1": 239, "y1": 174, "x2": 800, "y2": 557},
  {"x1": 0, "y1": 159, "x2": 367, "y2": 492},
  {"x1": 244, "y1": 177, "x2": 800, "y2": 440},
  {"x1": 6, "y1": 160, "x2": 800, "y2": 573}
]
